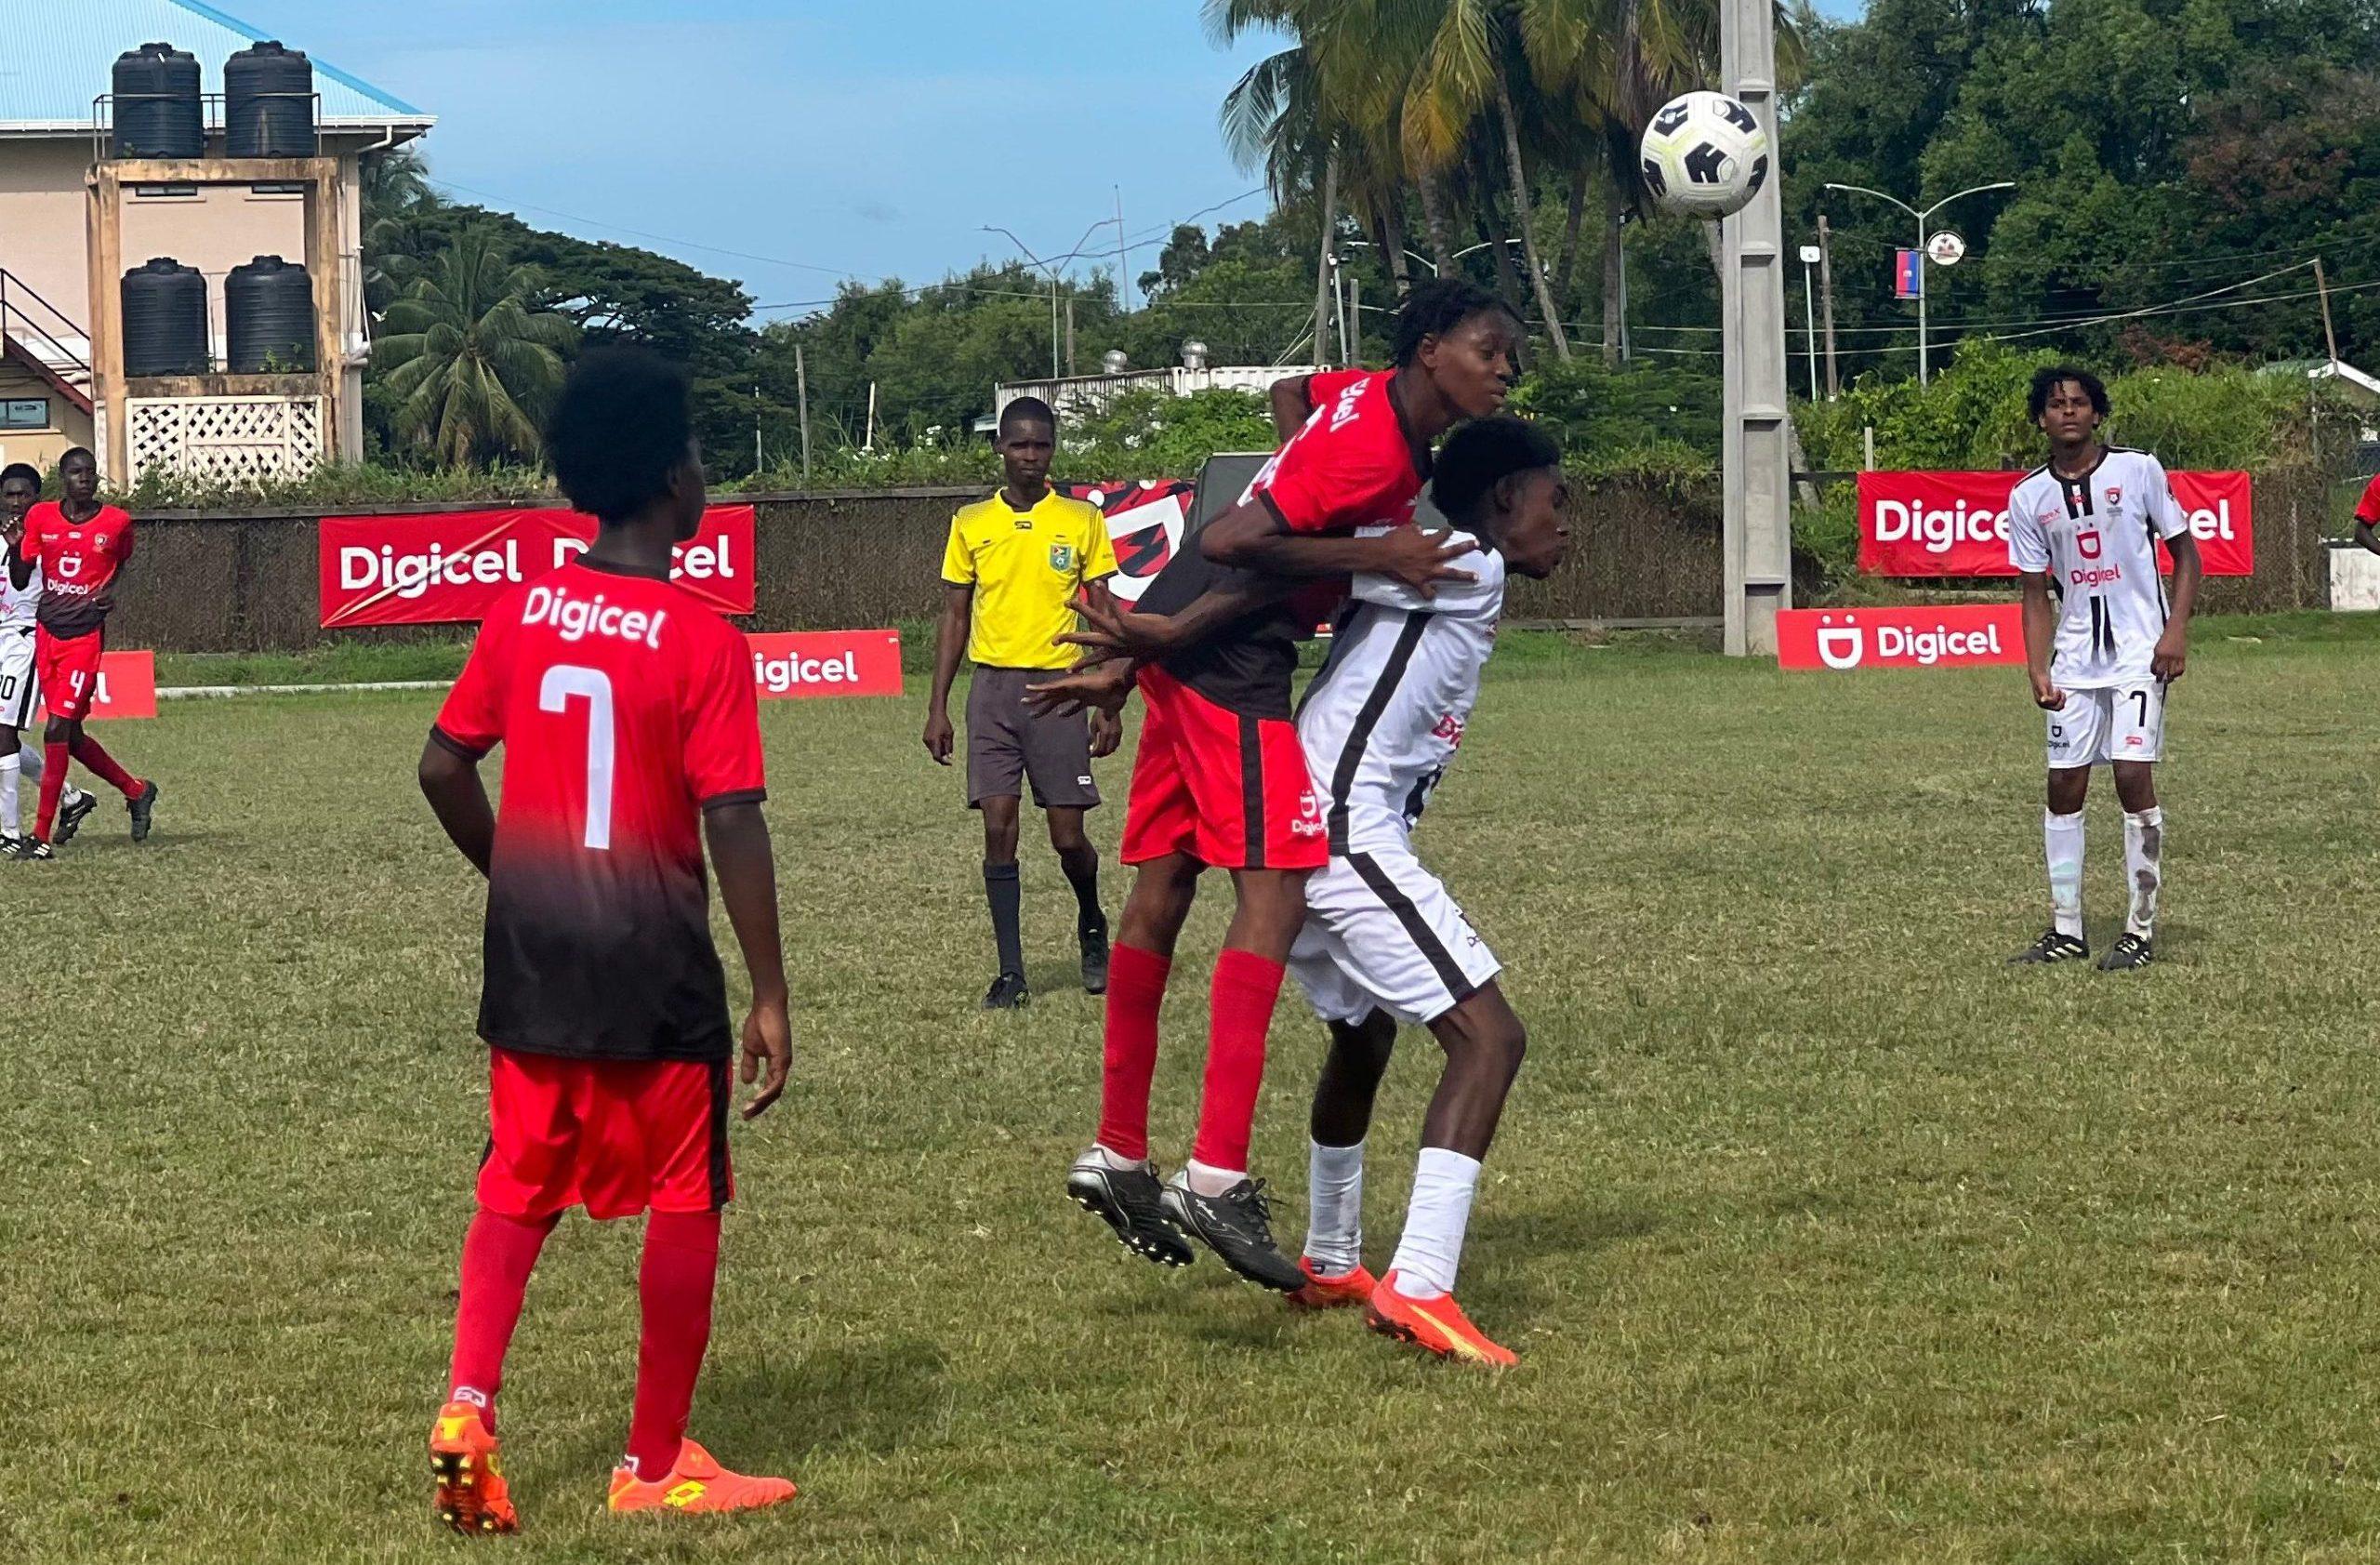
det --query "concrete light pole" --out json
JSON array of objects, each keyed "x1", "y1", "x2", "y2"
[{"x1": 1721, "y1": 0, "x2": 1792, "y2": 657}]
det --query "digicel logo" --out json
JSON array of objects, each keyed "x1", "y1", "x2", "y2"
[
  {"x1": 2183, "y1": 497, "x2": 2237, "y2": 542},
  {"x1": 752, "y1": 649, "x2": 859, "y2": 693},
  {"x1": 1782, "y1": 605, "x2": 2026, "y2": 671},
  {"x1": 340, "y1": 540, "x2": 522, "y2": 600},
  {"x1": 1871, "y1": 498, "x2": 2011, "y2": 554},
  {"x1": 552, "y1": 534, "x2": 737, "y2": 580}
]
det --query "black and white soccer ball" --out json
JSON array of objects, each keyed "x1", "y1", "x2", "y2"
[{"x1": 1638, "y1": 91, "x2": 1770, "y2": 219}]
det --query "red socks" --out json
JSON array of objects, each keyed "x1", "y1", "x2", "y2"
[
  {"x1": 32, "y1": 741, "x2": 67, "y2": 842},
  {"x1": 625, "y1": 1209, "x2": 721, "y2": 1480},
  {"x1": 1095, "y1": 945, "x2": 1171, "y2": 1160},
  {"x1": 69, "y1": 735, "x2": 140, "y2": 798},
  {"x1": 1191, "y1": 948, "x2": 1287, "y2": 1173},
  {"x1": 446, "y1": 1209, "x2": 558, "y2": 1428}
]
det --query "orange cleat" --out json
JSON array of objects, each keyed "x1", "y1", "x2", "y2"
[
  {"x1": 607, "y1": 1439, "x2": 798, "y2": 1516},
  {"x1": 1287, "y1": 1256, "x2": 1377, "y2": 1310},
  {"x1": 430, "y1": 1399, "x2": 519, "y2": 1536},
  {"x1": 1365, "y1": 1270, "x2": 1518, "y2": 1367}
]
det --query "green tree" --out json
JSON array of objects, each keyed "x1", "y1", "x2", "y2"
[{"x1": 374, "y1": 232, "x2": 579, "y2": 468}]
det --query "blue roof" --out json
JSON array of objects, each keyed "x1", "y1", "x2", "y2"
[{"x1": 0, "y1": 0, "x2": 430, "y2": 126}]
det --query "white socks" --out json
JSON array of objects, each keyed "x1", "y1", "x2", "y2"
[
  {"x1": 1302, "y1": 1139, "x2": 1366, "y2": 1277},
  {"x1": 1184, "y1": 1158, "x2": 1245, "y2": 1198},
  {"x1": 2123, "y1": 807, "x2": 2163, "y2": 938},
  {"x1": 2044, "y1": 809, "x2": 2085, "y2": 938},
  {"x1": 1387, "y1": 1147, "x2": 1483, "y2": 1298},
  {"x1": 0, "y1": 752, "x2": 16, "y2": 836}
]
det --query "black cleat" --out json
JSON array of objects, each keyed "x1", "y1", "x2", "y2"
[
  {"x1": 1066, "y1": 1148, "x2": 1192, "y2": 1267},
  {"x1": 982, "y1": 971, "x2": 1029, "y2": 1010},
  {"x1": 1080, "y1": 922, "x2": 1110, "y2": 996},
  {"x1": 53, "y1": 790, "x2": 97, "y2": 845},
  {"x1": 2009, "y1": 929, "x2": 2089, "y2": 965},
  {"x1": 2097, "y1": 933, "x2": 2154, "y2": 972},
  {"x1": 126, "y1": 779, "x2": 158, "y2": 842},
  {"x1": 7, "y1": 836, "x2": 53, "y2": 861},
  {"x1": 1161, "y1": 1170, "x2": 1305, "y2": 1293}
]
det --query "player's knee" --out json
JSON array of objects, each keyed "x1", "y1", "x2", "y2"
[
  {"x1": 1485, "y1": 1017, "x2": 1527, "y2": 1085},
  {"x1": 1049, "y1": 820, "x2": 1091, "y2": 856}
]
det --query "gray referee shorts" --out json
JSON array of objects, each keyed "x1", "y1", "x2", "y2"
[{"x1": 967, "y1": 665, "x2": 1100, "y2": 811}]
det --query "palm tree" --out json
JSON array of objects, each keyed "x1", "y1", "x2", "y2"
[
  {"x1": 374, "y1": 229, "x2": 577, "y2": 468},
  {"x1": 361, "y1": 145, "x2": 443, "y2": 316}
]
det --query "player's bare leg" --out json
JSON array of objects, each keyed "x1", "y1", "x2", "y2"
[
  {"x1": 979, "y1": 793, "x2": 1027, "y2": 1007},
  {"x1": 1368, "y1": 983, "x2": 1528, "y2": 1366},
  {"x1": 1291, "y1": 1010, "x2": 1395, "y2": 1307},
  {"x1": 2013, "y1": 766, "x2": 2092, "y2": 964},
  {"x1": 2100, "y1": 761, "x2": 2162, "y2": 971},
  {"x1": 1069, "y1": 852, "x2": 1201, "y2": 1267},
  {"x1": 1046, "y1": 804, "x2": 1109, "y2": 994}
]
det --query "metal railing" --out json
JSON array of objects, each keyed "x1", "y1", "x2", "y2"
[
  {"x1": 0, "y1": 269, "x2": 91, "y2": 389},
  {"x1": 88, "y1": 92, "x2": 324, "y2": 166}
]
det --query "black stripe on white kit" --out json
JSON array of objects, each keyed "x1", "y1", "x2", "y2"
[
  {"x1": 1327, "y1": 609, "x2": 1432, "y2": 855},
  {"x1": 1346, "y1": 851, "x2": 1477, "y2": 1005}
]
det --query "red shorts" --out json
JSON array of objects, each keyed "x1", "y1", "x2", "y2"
[
  {"x1": 1121, "y1": 664, "x2": 1327, "y2": 871},
  {"x1": 476, "y1": 1046, "x2": 732, "y2": 1221},
  {"x1": 34, "y1": 627, "x2": 103, "y2": 723}
]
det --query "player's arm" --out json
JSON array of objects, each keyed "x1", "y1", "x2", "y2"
[
  {"x1": 1200, "y1": 497, "x2": 1476, "y2": 592},
  {"x1": 7, "y1": 520, "x2": 33, "y2": 590},
  {"x1": 417, "y1": 736, "x2": 496, "y2": 876},
  {"x1": 2017, "y1": 571, "x2": 2065, "y2": 711},
  {"x1": 923, "y1": 581, "x2": 971, "y2": 765},
  {"x1": 1269, "y1": 375, "x2": 1316, "y2": 442},
  {"x1": 1078, "y1": 571, "x2": 1124, "y2": 757},
  {"x1": 706, "y1": 801, "x2": 790, "y2": 1121},
  {"x1": 2153, "y1": 530, "x2": 2202, "y2": 682}
]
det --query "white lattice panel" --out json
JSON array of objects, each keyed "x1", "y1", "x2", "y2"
[{"x1": 127, "y1": 397, "x2": 324, "y2": 484}]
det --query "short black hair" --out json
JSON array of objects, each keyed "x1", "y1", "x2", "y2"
[
  {"x1": 58, "y1": 446, "x2": 95, "y2": 470},
  {"x1": 998, "y1": 396, "x2": 1055, "y2": 438},
  {"x1": 548, "y1": 349, "x2": 693, "y2": 521},
  {"x1": 0, "y1": 463, "x2": 41, "y2": 491},
  {"x1": 2029, "y1": 365, "x2": 2109, "y2": 420},
  {"x1": 1391, "y1": 279, "x2": 1518, "y2": 367},
  {"x1": 1432, "y1": 416, "x2": 1561, "y2": 526}
]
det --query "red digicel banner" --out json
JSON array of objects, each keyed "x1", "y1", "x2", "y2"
[
  {"x1": 318, "y1": 505, "x2": 757, "y2": 628},
  {"x1": 1777, "y1": 604, "x2": 2025, "y2": 671},
  {"x1": 1858, "y1": 471, "x2": 2253, "y2": 577},
  {"x1": 746, "y1": 630, "x2": 903, "y2": 699},
  {"x1": 46, "y1": 649, "x2": 157, "y2": 719}
]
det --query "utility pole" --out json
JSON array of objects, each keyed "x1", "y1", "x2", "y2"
[
  {"x1": 1314, "y1": 151, "x2": 1340, "y2": 367},
  {"x1": 2316, "y1": 256, "x2": 2342, "y2": 366},
  {"x1": 1065, "y1": 290, "x2": 1077, "y2": 378},
  {"x1": 753, "y1": 383, "x2": 762, "y2": 472},
  {"x1": 1349, "y1": 277, "x2": 1363, "y2": 364},
  {"x1": 1722, "y1": 0, "x2": 1792, "y2": 656},
  {"x1": 865, "y1": 381, "x2": 877, "y2": 452},
  {"x1": 1818, "y1": 214, "x2": 1839, "y2": 398},
  {"x1": 1114, "y1": 184, "x2": 1129, "y2": 309},
  {"x1": 1825, "y1": 179, "x2": 2013, "y2": 385},
  {"x1": 794, "y1": 343, "x2": 811, "y2": 485}
]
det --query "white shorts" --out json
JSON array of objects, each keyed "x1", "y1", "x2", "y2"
[
  {"x1": 2047, "y1": 681, "x2": 2166, "y2": 768},
  {"x1": 1289, "y1": 845, "x2": 1502, "y2": 1028},
  {"x1": 0, "y1": 630, "x2": 36, "y2": 732}
]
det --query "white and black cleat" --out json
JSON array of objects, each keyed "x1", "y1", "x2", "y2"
[
  {"x1": 7, "y1": 836, "x2": 54, "y2": 861},
  {"x1": 53, "y1": 789, "x2": 97, "y2": 844},
  {"x1": 1067, "y1": 1149, "x2": 1192, "y2": 1267},
  {"x1": 1161, "y1": 1170, "x2": 1305, "y2": 1293},
  {"x1": 2096, "y1": 933, "x2": 2153, "y2": 972},
  {"x1": 2009, "y1": 929, "x2": 2089, "y2": 965}
]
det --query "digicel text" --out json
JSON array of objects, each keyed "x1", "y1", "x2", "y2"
[
  {"x1": 1875, "y1": 622, "x2": 2005, "y2": 664},
  {"x1": 552, "y1": 534, "x2": 736, "y2": 580},
  {"x1": 339, "y1": 541, "x2": 522, "y2": 600},
  {"x1": 522, "y1": 582, "x2": 668, "y2": 649},
  {"x1": 1871, "y1": 498, "x2": 2011, "y2": 554},
  {"x1": 752, "y1": 650, "x2": 858, "y2": 692}
]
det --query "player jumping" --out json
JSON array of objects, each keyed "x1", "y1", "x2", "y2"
[
  {"x1": 1036, "y1": 279, "x2": 1518, "y2": 1293},
  {"x1": 2007, "y1": 365, "x2": 2201, "y2": 971},
  {"x1": 4, "y1": 446, "x2": 155, "y2": 858},
  {"x1": 1279, "y1": 418, "x2": 1569, "y2": 1366},
  {"x1": 0, "y1": 462, "x2": 91, "y2": 855},
  {"x1": 416, "y1": 351, "x2": 797, "y2": 1534}
]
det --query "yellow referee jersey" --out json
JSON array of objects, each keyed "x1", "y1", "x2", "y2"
[{"x1": 940, "y1": 488, "x2": 1119, "y2": 670}]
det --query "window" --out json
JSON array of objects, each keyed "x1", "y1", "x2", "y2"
[
  {"x1": 131, "y1": 183, "x2": 199, "y2": 200},
  {"x1": 247, "y1": 182, "x2": 305, "y2": 200},
  {"x1": 0, "y1": 400, "x2": 49, "y2": 431}
]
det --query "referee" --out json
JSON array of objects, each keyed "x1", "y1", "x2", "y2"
[{"x1": 926, "y1": 397, "x2": 1122, "y2": 1009}]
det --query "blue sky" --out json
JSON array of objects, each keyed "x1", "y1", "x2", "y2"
[{"x1": 217, "y1": 0, "x2": 1290, "y2": 316}]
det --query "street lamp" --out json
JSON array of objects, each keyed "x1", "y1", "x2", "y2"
[
  {"x1": 1797, "y1": 244, "x2": 1821, "y2": 401},
  {"x1": 983, "y1": 218, "x2": 1119, "y2": 380},
  {"x1": 1823, "y1": 179, "x2": 2014, "y2": 385},
  {"x1": 1341, "y1": 239, "x2": 1438, "y2": 277}
]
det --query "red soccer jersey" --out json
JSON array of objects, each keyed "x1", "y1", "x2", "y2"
[
  {"x1": 2357, "y1": 472, "x2": 2380, "y2": 526},
  {"x1": 432, "y1": 558, "x2": 766, "y2": 1063},
  {"x1": 21, "y1": 501, "x2": 135, "y2": 638}
]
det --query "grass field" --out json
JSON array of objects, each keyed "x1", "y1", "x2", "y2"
[{"x1": 11, "y1": 617, "x2": 2380, "y2": 1563}]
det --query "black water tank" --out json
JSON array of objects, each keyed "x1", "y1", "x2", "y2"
[
  {"x1": 225, "y1": 256, "x2": 314, "y2": 372},
  {"x1": 111, "y1": 43, "x2": 204, "y2": 160},
  {"x1": 122, "y1": 259, "x2": 208, "y2": 377},
  {"x1": 225, "y1": 41, "x2": 313, "y2": 158}
]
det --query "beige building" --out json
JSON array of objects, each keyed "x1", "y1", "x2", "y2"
[{"x1": 0, "y1": 0, "x2": 430, "y2": 481}]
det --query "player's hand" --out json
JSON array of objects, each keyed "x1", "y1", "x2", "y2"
[
  {"x1": 1027, "y1": 658, "x2": 1135, "y2": 719},
  {"x1": 2151, "y1": 630, "x2": 2188, "y2": 683},
  {"x1": 1090, "y1": 708, "x2": 1122, "y2": 759},
  {"x1": 1057, "y1": 590, "x2": 1180, "y2": 659},
  {"x1": 738, "y1": 994, "x2": 791, "y2": 1121},
  {"x1": 2030, "y1": 670, "x2": 2067, "y2": 710},
  {"x1": 1377, "y1": 528, "x2": 1478, "y2": 597},
  {"x1": 923, "y1": 708, "x2": 955, "y2": 765}
]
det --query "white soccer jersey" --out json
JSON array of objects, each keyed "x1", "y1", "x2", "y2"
[
  {"x1": 0, "y1": 544, "x2": 36, "y2": 632},
  {"x1": 2005, "y1": 447, "x2": 2188, "y2": 689},
  {"x1": 1297, "y1": 530, "x2": 1507, "y2": 855}
]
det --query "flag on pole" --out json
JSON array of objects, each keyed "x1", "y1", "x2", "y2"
[{"x1": 1894, "y1": 250, "x2": 1922, "y2": 299}]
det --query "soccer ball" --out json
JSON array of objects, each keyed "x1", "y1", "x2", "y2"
[{"x1": 1638, "y1": 91, "x2": 1770, "y2": 219}]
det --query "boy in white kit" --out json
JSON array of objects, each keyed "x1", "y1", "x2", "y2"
[
  {"x1": 2005, "y1": 365, "x2": 2202, "y2": 971},
  {"x1": 1282, "y1": 416, "x2": 1571, "y2": 1367},
  {"x1": 0, "y1": 464, "x2": 90, "y2": 856}
]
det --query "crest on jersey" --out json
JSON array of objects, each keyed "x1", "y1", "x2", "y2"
[
  {"x1": 2106, "y1": 486, "x2": 2122, "y2": 508},
  {"x1": 1048, "y1": 542, "x2": 1075, "y2": 573}
]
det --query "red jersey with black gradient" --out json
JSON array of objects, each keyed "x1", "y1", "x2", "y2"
[
  {"x1": 20, "y1": 501, "x2": 134, "y2": 639},
  {"x1": 431, "y1": 558, "x2": 765, "y2": 1064},
  {"x1": 1136, "y1": 368, "x2": 1431, "y2": 720}
]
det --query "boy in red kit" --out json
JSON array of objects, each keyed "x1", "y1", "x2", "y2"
[
  {"x1": 416, "y1": 351, "x2": 795, "y2": 1534},
  {"x1": 5, "y1": 447, "x2": 156, "y2": 858},
  {"x1": 1037, "y1": 280, "x2": 1520, "y2": 1293}
]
